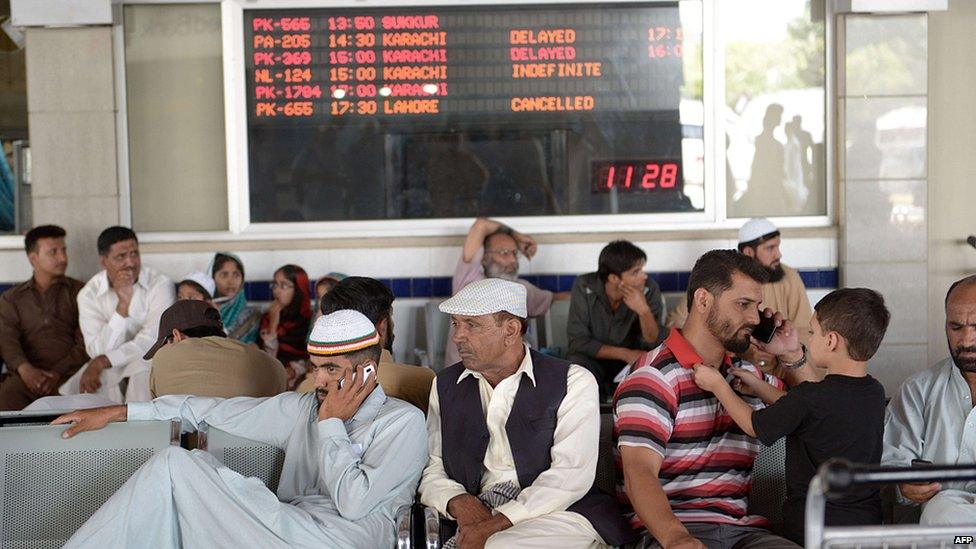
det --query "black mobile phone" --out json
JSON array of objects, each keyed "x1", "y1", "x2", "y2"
[
  {"x1": 912, "y1": 459, "x2": 933, "y2": 467},
  {"x1": 752, "y1": 314, "x2": 777, "y2": 344}
]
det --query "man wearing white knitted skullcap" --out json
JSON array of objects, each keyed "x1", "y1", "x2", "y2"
[
  {"x1": 419, "y1": 278, "x2": 635, "y2": 548},
  {"x1": 665, "y1": 217, "x2": 816, "y2": 383},
  {"x1": 51, "y1": 308, "x2": 428, "y2": 548}
]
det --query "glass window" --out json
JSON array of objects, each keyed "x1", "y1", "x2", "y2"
[
  {"x1": 124, "y1": 4, "x2": 228, "y2": 232},
  {"x1": 243, "y1": 2, "x2": 705, "y2": 223},
  {"x1": 723, "y1": 0, "x2": 826, "y2": 218}
]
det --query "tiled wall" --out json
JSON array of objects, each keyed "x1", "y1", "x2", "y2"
[{"x1": 841, "y1": 14, "x2": 929, "y2": 395}]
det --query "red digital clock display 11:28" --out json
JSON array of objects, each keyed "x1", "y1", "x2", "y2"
[{"x1": 591, "y1": 160, "x2": 682, "y2": 193}]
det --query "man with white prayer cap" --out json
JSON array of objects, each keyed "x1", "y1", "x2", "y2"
[
  {"x1": 52, "y1": 309, "x2": 428, "y2": 549},
  {"x1": 419, "y1": 278, "x2": 636, "y2": 548},
  {"x1": 665, "y1": 217, "x2": 815, "y2": 381}
]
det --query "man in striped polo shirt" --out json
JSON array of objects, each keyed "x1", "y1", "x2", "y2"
[{"x1": 615, "y1": 250, "x2": 811, "y2": 549}]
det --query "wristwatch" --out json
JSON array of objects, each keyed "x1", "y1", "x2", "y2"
[{"x1": 780, "y1": 344, "x2": 808, "y2": 370}]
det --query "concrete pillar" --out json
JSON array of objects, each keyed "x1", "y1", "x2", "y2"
[
  {"x1": 25, "y1": 27, "x2": 120, "y2": 279},
  {"x1": 838, "y1": 13, "x2": 929, "y2": 394}
]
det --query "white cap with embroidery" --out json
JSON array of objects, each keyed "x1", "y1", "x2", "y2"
[{"x1": 439, "y1": 278, "x2": 528, "y2": 319}]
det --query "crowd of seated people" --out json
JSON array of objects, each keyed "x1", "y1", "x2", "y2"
[{"x1": 0, "y1": 217, "x2": 974, "y2": 548}]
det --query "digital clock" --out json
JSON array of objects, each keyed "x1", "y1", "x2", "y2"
[{"x1": 591, "y1": 160, "x2": 682, "y2": 193}]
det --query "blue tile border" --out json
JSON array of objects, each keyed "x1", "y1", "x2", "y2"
[{"x1": 0, "y1": 268, "x2": 840, "y2": 302}]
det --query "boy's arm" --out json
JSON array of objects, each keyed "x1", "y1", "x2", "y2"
[
  {"x1": 730, "y1": 368, "x2": 786, "y2": 405},
  {"x1": 693, "y1": 365, "x2": 757, "y2": 436}
]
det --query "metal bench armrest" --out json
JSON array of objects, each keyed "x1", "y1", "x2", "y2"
[
  {"x1": 424, "y1": 505, "x2": 440, "y2": 549},
  {"x1": 395, "y1": 503, "x2": 412, "y2": 548}
]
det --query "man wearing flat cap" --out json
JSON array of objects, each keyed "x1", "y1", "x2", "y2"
[
  {"x1": 146, "y1": 299, "x2": 287, "y2": 398},
  {"x1": 666, "y1": 218, "x2": 814, "y2": 380},
  {"x1": 419, "y1": 278, "x2": 635, "y2": 548},
  {"x1": 52, "y1": 309, "x2": 428, "y2": 548}
]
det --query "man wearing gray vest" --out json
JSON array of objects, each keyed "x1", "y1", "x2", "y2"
[{"x1": 419, "y1": 278, "x2": 635, "y2": 548}]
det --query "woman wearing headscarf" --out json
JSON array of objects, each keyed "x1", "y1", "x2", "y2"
[
  {"x1": 259, "y1": 264, "x2": 312, "y2": 388},
  {"x1": 210, "y1": 252, "x2": 261, "y2": 344}
]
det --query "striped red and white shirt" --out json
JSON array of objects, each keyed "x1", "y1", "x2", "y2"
[{"x1": 613, "y1": 329, "x2": 785, "y2": 532}]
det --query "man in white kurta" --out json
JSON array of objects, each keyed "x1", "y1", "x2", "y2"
[
  {"x1": 55, "y1": 310, "x2": 428, "y2": 548},
  {"x1": 420, "y1": 278, "x2": 629, "y2": 548},
  {"x1": 61, "y1": 227, "x2": 175, "y2": 402},
  {"x1": 883, "y1": 275, "x2": 976, "y2": 526}
]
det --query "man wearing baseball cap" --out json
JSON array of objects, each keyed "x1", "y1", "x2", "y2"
[
  {"x1": 52, "y1": 309, "x2": 428, "y2": 548},
  {"x1": 146, "y1": 300, "x2": 286, "y2": 398},
  {"x1": 666, "y1": 218, "x2": 814, "y2": 380},
  {"x1": 419, "y1": 278, "x2": 635, "y2": 548}
]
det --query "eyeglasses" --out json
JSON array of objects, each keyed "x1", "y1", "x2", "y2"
[
  {"x1": 269, "y1": 281, "x2": 295, "y2": 290},
  {"x1": 486, "y1": 248, "x2": 520, "y2": 259}
]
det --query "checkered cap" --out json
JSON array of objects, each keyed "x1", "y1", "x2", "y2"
[
  {"x1": 307, "y1": 309, "x2": 379, "y2": 356},
  {"x1": 439, "y1": 278, "x2": 527, "y2": 319}
]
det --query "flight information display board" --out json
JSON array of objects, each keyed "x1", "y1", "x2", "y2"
[
  {"x1": 245, "y1": 4, "x2": 683, "y2": 122},
  {"x1": 242, "y1": 3, "x2": 701, "y2": 223}
]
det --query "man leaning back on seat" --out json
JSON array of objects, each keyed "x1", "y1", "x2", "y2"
[{"x1": 52, "y1": 309, "x2": 428, "y2": 549}]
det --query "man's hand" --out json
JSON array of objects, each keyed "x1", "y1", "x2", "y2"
[
  {"x1": 456, "y1": 513, "x2": 512, "y2": 549},
  {"x1": 17, "y1": 363, "x2": 55, "y2": 395},
  {"x1": 114, "y1": 276, "x2": 135, "y2": 317},
  {"x1": 692, "y1": 363, "x2": 728, "y2": 393},
  {"x1": 620, "y1": 283, "x2": 651, "y2": 316},
  {"x1": 317, "y1": 365, "x2": 378, "y2": 422},
  {"x1": 661, "y1": 532, "x2": 708, "y2": 549},
  {"x1": 899, "y1": 482, "x2": 941, "y2": 504},
  {"x1": 447, "y1": 494, "x2": 493, "y2": 527},
  {"x1": 38, "y1": 370, "x2": 62, "y2": 395},
  {"x1": 512, "y1": 232, "x2": 538, "y2": 260},
  {"x1": 80, "y1": 356, "x2": 111, "y2": 393},
  {"x1": 51, "y1": 405, "x2": 127, "y2": 438}
]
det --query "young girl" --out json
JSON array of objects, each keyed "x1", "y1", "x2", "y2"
[
  {"x1": 259, "y1": 264, "x2": 312, "y2": 388},
  {"x1": 210, "y1": 252, "x2": 261, "y2": 344},
  {"x1": 176, "y1": 271, "x2": 215, "y2": 304}
]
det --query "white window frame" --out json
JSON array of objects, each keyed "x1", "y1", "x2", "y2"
[{"x1": 111, "y1": 0, "x2": 835, "y2": 244}]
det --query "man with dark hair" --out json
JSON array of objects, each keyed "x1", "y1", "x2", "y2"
[
  {"x1": 148, "y1": 300, "x2": 287, "y2": 398},
  {"x1": 297, "y1": 276, "x2": 435, "y2": 412},
  {"x1": 444, "y1": 217, "x2": 569, "y2": 366},
  {"x1": 883, "y1": 275, "x2": 976, "y2": 525},
  {"x1": 53, "y1": 309, "x2": 427, "y2": 547},
  {"x1": 61, "y1": 226, "x2": 175, "y2": 403},
  {"x1": 615, "y1": 249, "x2": 815, "y2": 549},
  {"x1": 421, "y1": 278, "x2": 634, "y2": 548},
  {"x1": 693, "y1": 288, "x2": 889, "y2": 544},
  {"x1": 567, "y1": 240, "x2": 664, "y2": 399},
  {"x1": 0, "y1": 225, "x2": 88, "y2": 410},
  {"x1": 667, "y1": 218, "x2": 814, "y2": 380}
]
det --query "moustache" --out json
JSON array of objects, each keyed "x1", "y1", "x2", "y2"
[{"x1": 956, "y1": 346, "x2": 976, "y2": 355}]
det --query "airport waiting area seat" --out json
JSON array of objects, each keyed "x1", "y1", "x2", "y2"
[
  {"x1": 0, "y1": 414, "x2": 179, "y2": 548},
  {"x1": 197, "y1": 423, "x2": 286, "y2": 493}
]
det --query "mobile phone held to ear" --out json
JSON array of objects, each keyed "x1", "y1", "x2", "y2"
[
  {"x1": 752, "y1": 314, "x2": 778, "y2": 344},
  {"x1": 339, "y1": 364, "x2": 376, "y2": 389}
]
